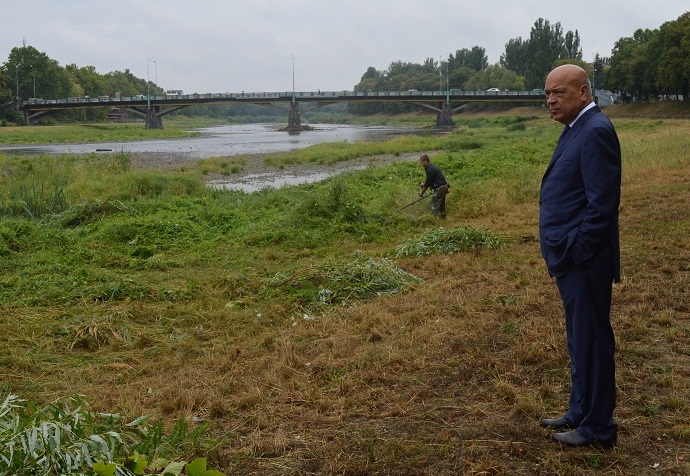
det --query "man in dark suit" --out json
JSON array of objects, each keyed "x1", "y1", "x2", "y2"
[{"x1": 538, "y1": 64, "x2": 621, "y2": 448}]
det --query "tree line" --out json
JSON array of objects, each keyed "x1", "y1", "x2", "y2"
[
  {"x1": 606, "y1": 11, "x2": 690, "y2": 101},
  {"x1": 1, "y1": 12, "x2": 688, "y2": 123}
]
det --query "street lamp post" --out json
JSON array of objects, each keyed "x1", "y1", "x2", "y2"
[
  {"x1": 146, "y1": 59, "x2": 152, "y2": 109},
  {"x1": 291, "y1": 55, "x2": 295, "y2": 104},
  {"x1": 439, "y1": 55, "x2": 442, "y2": 91},
  {"x1": 446, "y1": 58, "x2": 450, "y2": 103},
  {"x1": 145, "y1": 59, "x2": 152, "y2": 129},
  {"x1": 154, "y1": 60, "x2": 157, "y2": 97}
]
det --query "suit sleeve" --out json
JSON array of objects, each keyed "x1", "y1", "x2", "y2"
[{"x1": 570, "y1": 123, "x2": 621, "y2": 264}]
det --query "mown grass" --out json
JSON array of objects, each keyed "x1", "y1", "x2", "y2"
[{"x1": 1, "y1": 111, "x2": 689, "y2": 474}]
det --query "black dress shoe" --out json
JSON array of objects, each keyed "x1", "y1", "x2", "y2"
[
  {"x1": 539, "y1": 416, "x2": 575, "y2": 430},
  {"x1": 552, "y1": 430, "x2": 616, "y2": 449}
]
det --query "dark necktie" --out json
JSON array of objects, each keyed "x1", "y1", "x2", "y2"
[
  {"x1": 552, "y1": 125, "x2": 571, "y2": 157},
  {"x1": 557, "y1": 125, "x2": 571, "y2": 146}
]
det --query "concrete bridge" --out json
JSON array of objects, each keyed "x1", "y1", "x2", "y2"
[{"x1": 19, "y1": 89, "x2": 546, "y2": 129}]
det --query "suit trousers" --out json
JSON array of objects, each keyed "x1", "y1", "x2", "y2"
[{"x1": 555, "y1": 246, "x2": 618, "y2": 443}]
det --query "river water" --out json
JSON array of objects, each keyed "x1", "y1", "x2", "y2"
[
  {"x1": 0, "y1": 123, "x2": 433, "y2": 192},
  {"x1": 0, "y1": 123, "x2": 429, "y2": 158}
]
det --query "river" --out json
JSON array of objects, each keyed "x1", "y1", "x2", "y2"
[
  {"x1": 0, "y1": 123, "x2": 430, "y2": 158},
  {"x1": 0, "y1": 123, "x2": 435, "y2": 192}
]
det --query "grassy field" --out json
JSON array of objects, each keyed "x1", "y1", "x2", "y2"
[{"x1": 1, "y1": 108, "x2": 689, "y2": 474}]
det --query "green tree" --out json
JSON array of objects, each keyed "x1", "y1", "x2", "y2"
[
  {"x1": 464, "y1": 65, "x2": 525, "y2": 91},
  {"x1": 500, "y1": 37, "x2": 528, "y2": 76},
  {"x1": 64, "y1": 64, "x2": 108, "y2": 97},
  {"x1": 0, "y1": 68, "x2": 12, "y2": 104},
  {"x1": 4, "y1": 46, "x2": 71, "y2": 100},
  {"x1": 564, "y1": 30, "x2": 583, "y2": 59},
  {"x1": 0, "y1": 68, "x2": 20, "y2": 123},
  {"x1": 524, "y1": 19, "x2": 565, "y2": 88},
  {"x1": 449, "y1": 47, "x2": 488, "y2": 72},
  {"x1": 360, "y1": 66, "x2": 381, "y2": 82},
  {"x1": 501, "y1": 18, "x2": 581, "y2": 89},
  {"x1": 655, "y1": 13, "x2": 690, "y2": 99},
  {"x1": 103, "y1": 69, "x2": 149, "y2": 97},
  {"x1": 64, "y1": 64, "x2": 111, "y2": 120},
  {"x1": 607, "y1": 29, "x2": 657, "y2": 100},
  {"x1": 448, "y1": 66, "x2": 476, "y2": 90},
  {"x1": 592, "y1": 53, "x2": 606, "y2": 94}
]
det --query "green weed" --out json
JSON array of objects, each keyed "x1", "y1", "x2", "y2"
[
  {"x1": 0, "y1": 393, "x2": 224, "y2": 475},
  {"x1": 394, "y1": 226, "x2": 504, "y2": 257}
]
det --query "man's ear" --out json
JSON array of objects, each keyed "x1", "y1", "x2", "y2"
[{"x1": 580, "y1": 84, "x2": 589, "y2": 101}]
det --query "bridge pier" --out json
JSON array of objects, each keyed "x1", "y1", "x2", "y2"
[
  {"x1": 436, "y1": 102, "x2": 454, "y2": 127},
  {"x1": 285, "y1": 102, "x2": 302, "y2": 131},
  {"x1": 145, "y1": 106, "x2": 163, "y2": 129}
]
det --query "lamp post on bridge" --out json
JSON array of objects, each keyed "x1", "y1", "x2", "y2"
[
  {"x1": 439, "y1": 54, "x2": 450, "y2": 102},
  {"x1": 287, "y1": 54, "x2": 301, "y2": 131},
  {"x1": 437, "y1": 53, "x2": 453, "y2": 127},
  {"x1": 146, "y1": 59, "x2": 151, "y2": 109},
  {"x1": 15, "y1": 64, "x2": 19, "y2": 110},
  {"x1": 291, "y1": 55, "x2": 295, "y2": 105},
  {"x1": 446, "y1": 56, "x2": 449, "y2": 103},
  {"x1": 439, "y1": 55, "x2": 442, "y2": 91},
  {"x1": 145, "y1": 58, "x2": 161, "y2": 129}
]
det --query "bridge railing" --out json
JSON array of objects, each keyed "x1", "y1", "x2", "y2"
[{"x1": 22, "y1": 89, "x2": 545, "y2": 106}]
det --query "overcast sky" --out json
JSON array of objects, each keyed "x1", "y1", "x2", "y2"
[{"x1": 2, "y1": 1, "x2": 688, "y2": 94}]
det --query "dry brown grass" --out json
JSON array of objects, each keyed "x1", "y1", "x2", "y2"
[
  {"x1": 83, "y1": 170, "x2": 689, "y2": 474},
  {"x1": 2, "y1": 113, "x2": 689, "y2": 475}
]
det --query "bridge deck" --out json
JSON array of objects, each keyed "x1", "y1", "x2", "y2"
[{"x1": 22, "y1": 89, "x2": 546, "y2": 110}]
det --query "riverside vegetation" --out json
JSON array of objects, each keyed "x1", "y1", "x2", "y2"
[{"x1": 1, "y1": 107, "x2": 689, "y2": 474}]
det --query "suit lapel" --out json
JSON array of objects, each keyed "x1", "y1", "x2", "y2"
[{"x1": 543, "y1": 106, "x2": 601, "y2": 179}]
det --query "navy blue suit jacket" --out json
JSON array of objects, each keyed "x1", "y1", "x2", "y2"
[{"x1": 539, "y1": 105, "x2": 621, "y2": 281}]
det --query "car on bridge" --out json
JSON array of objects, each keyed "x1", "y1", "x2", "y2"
[{"x1": 486, "y1": 88, "x2": 501, "y2": 92}]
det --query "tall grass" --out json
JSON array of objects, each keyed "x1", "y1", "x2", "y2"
[
  {"x1": 0, "y1": 117, "x2": 556, "y2": 308},
  {"x1": 0, "y1": 153, "x2": 206, "y2": 219},
  {"x1": 617, "y1": 119, "x2": 690, "y2": 172},
  {"x1": 0, "y1": 155, "x2": 74, "y2": 218}
]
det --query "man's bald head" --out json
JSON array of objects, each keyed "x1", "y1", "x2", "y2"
[{"x1": 544, "y1": 64, "x2": 593, "y2": 124}]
